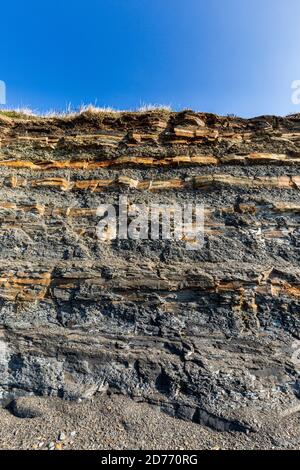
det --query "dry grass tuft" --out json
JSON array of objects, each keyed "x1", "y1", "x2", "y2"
[
  {"x1": 0, "y1": 107, "x2": 37, "y2": 119},
  {"x1": 137, "y1": 103, "x2": 172, "y2": 113}
]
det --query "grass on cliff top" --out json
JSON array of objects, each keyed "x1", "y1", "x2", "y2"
[
  {"x1": 0, "y1": 104, "x2": 173, "y2": 121},
  {"x1": 0, "y1": 108, "x2": 37, "y2": 120}
]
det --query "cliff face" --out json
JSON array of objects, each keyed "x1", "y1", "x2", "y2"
[{"x1": 0, "y1": 109, "x2": 300, "y2": 432}]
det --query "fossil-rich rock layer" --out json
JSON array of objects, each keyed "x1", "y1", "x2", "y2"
[{"x1": 0, "y1": 109, "x2": 300, "y2": 432}]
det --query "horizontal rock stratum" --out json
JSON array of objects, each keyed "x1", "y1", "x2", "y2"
[{"x1": 0, "y1": 109, "x2": 300, "y2": 432}]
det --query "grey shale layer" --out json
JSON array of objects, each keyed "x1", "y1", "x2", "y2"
[{"x1": 0, "y1": 109, "x2": 300, "y2": 433}]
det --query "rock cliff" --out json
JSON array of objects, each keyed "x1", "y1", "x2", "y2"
[{"x1": 0, "y1": 109, "x2": 300, "y2": 432}]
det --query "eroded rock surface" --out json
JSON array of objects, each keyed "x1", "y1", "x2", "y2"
[{"x1": 0, "y1": 110, "x2": 300, "y2": 432}]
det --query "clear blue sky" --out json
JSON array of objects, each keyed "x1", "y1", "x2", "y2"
[{"x1": 1, "y1": 0, "x2": 300, "y2": 117}]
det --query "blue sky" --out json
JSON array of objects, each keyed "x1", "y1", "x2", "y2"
[{"x1": 1, "y1": 0, "x2": 300, "y2": 117}]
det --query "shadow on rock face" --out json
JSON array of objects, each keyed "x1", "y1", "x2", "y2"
[{"x1": 5, "y1": 397, "x2": 43, "y2": 419}]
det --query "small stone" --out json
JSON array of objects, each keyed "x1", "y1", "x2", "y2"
[
  {"x1": 70, "y1": 431, "x2": 76, "y2": 437},
  {"x1": 58, "y1": 432, "x2": 66, "y2": 441},
  {"x1": 55, "y1": 442, "x2": 63, "y2": 450},
  {"x1": 48, "y1": 442, "x2": 55, "y2": 450}
]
